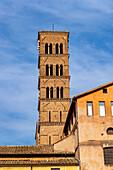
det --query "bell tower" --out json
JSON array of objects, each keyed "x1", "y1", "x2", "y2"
[{"x1": 35, "y1": 31, "x2": 70, "y2": 145}]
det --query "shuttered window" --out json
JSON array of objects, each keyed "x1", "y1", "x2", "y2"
[{"x1": 104, "y1": 147, "x2": 113, "y2": 165}]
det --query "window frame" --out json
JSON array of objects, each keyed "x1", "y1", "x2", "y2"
[
  {"x1": 111, "y1": 101, "x2": 113, "y2": 116},
  {"x1": 87, "y1": 101, "x2": 93, "y2": 116},
  {"x1": 99, "y1": 101, "x2": 106, "y2": 117},
  {"x1": 104, "y1": 147, "x2": 113, "y2": 165}
]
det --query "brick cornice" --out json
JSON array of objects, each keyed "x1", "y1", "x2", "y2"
[
  {"x1": 39, "y1": 98, "x2": 71, "y2": 101},
  {"x1": 39, "y1": 122, "x2": 65, "y2": 126},
  {"x1": 39, "y1": 76, "x2": 70, "y2": 79},
  {"x1": 38, "y1": 31, "x2": 69, "y2": 36},
  {"x1": 39, "y1": 54, "x2": 69, "y2": 57}
]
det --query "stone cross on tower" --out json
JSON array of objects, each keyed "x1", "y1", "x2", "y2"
[{"x1": 35, "y1": 31, "x2": 70, "y2": 145}]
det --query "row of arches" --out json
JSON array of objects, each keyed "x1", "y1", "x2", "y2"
[
  {"x1": 45, "y1": 43, "x2": 63, "y2": 54},
  {"x1": 46, "y1": 64, "x2": 63, "y2": 76},
  {"x1": 49, "y1": 111, "x2": 62, "y2": 123},
  {"x1": 46, "y1": 87, "x2": 63, "y2": 99}
]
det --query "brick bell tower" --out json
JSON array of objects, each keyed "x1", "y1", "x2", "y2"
[{"x1": 35, "y1": 31, "x2": 70, "y2": 145}]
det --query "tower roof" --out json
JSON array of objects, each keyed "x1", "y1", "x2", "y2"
[{"x1": 38, "y1": 31, "x2": 69, "y2": 40}]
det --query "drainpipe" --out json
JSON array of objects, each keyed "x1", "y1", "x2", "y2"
[{"x1": 74, "y1": 157, "x2": 80, "y2": 170}]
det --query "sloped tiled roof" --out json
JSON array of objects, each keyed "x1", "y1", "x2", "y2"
[
  {"x1": 0, "y1": 145, "x2": 74, "y2": 155},
  {"x1": 0, "y1": 145, "x2": 54, "y2": 155},
  {"x1": 0, "y1": 158, "x2": 78, "y2": 166}
]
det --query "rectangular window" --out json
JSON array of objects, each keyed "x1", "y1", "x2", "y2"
[
  {"x1": 111, "y1": 102, "x2": 113, "y2": 116},
  {"x1": 51, "y1": 169, "x2": 60, "y2": 170},
  {"x1": 104, "y1": 147, "x2": 113, "y2": 165},
  {"x1": 99, "y1": 102, "x2": 105, "y2": 116},
  {"x1": 87, "y1": 102, "x2": 93, "y2": 116}
]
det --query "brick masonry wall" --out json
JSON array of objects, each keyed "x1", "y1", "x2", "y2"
[{"x1": 36, "y1": 31, "x2": 70, "y2": 145}]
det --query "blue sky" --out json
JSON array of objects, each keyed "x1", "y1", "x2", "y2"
[{"x1": 0, "y1": 0, "x2": 113, "y2": 145}]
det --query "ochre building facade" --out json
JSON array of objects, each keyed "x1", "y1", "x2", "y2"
[
  {"x1": 35, "y1": 31, "x2": 71, "y2": 145},
  {"x1": 63, "y1": 82, "x2": 113, "y2": 170}
]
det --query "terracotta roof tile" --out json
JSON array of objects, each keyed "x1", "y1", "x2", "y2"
[
  {"x1": 0, "y1": 145, "x2": 54, "y2": 155},
  {"x1": 0, "y1": 145, "x2": 74, "y2": 155},
  {"x1": 0, "y1": 158, "x2": 78, "y2": 166}
]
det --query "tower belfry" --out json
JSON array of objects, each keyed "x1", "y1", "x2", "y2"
[{"x1": 35, "y1": 31, "x2": 70, "y2": 145}]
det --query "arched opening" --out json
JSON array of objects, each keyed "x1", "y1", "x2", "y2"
[
  {"x1": 50, "y1": 87, "x2": 53, "y2": 98},
  {"x1": 56, "y1": 64, "x2": 59, "y2": 76},
  {"x1": 60, "y1": 111, "x2": 62, "y2": 122},
  {"x1": 49, "y1": 136, "x2": 51, "y2": 145},
  {"x1": 57, "y1": 87, "x2": 59, "y2": 98},
  {"x1": 49, "y1": 111, "x2": 51, "y2": 122},
  {"x1": 46, "y1": 65, "x2": 49, "y2": 76},
  {"x1": 60, "y1": 65, "x2": 63, "y2": 76},
  {"x1": 60, "y1": 43, "x2": 63, "y2": 54},
  {"x1": 46, "y1": 87, "x2": 49, "y2": 98},
  {"x1": 45, "y1": 43, "x2": 48, "y2": 54},
  {"x1": 61, "y1": 87, "x2": 63, "y2": 98},
  {"x1": 107, "y1": 127, "x2": 113, "y2": 134},
  {"x1": 49, "y1": 43, "x2": 52, "y2": 54},
  {"x1": 50, "y1": 65, "x2": 53, "y2": 76},
  {"x1": 56, "y1": 43, "x2": 58, "y2": 54}
]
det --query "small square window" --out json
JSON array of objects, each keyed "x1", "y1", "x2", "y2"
[{"x1": 103, "y1": 89, "x2": 107, "y2": 93}]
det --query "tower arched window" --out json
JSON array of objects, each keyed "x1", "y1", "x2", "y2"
[
  {"x1": 49, "y1": 136, "x2": 51, "y2": 145},
  {"x1": 60, "y1": 65, "x2": 63, "y2": 76},
  {"x1": 50, "y1": 65, "x2": 53, "y2": 76},
  {"x1": 56, "y1": 64, "x2": 59, "y2": 76},
  {"x1": 60, "y1": 111, "x2": 62, "y2": 122},
  {"x1": 49, "y1": 43, "x2": 52, "y2": 54},
  {"x1": 45, "y1": 43, "x2": 48, "y2": 54},
  {"x1": 50, "y1": 87, "x2": 53, "y2": 98},
  {"x1": 57, "y1": 87, "x2": 59, "y2": 98},
  {"x1": 61, "y1": 87, "x2": 63, "y2": 98},
  {"x1": 46, "y1": 64, "x2": 49, "y2": 76},
  {"x1": 60, "y1": 43, "x2": 63, "y2": 54},
  {"x1": 46, "y1": 87, "x2": 49, "y2": 98},
  {"x1": 49, "y1": 111, "x2": 51, "y2": 122},
  {"x1": 56, "y1": 43, "x2": 58, "y2": 54}
]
